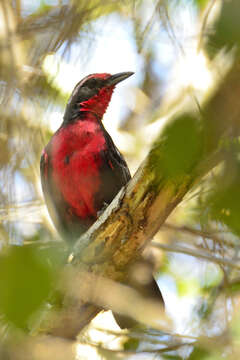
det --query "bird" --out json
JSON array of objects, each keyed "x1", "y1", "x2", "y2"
[{"x1": 40, "y1": 72, "x2": 164, "y2": 327}]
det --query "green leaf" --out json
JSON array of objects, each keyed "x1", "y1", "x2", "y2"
[
  {"x1": 189, "y1": 346, "x2": 210, "y2": 360},
  {"x1": 207, "y1": 159, "x2": 240, "y2": 236},
  {"x1": 162, "y1": 355, "x2": 183, "y2": 360},
  {"x1": 210, "y1": 186, "x2": 240, "y2": 236},
  {"x1": 0, "y1": 245, "x2": 55, "y2": 330},
  {"x1": 229, "y1": 281, "x2": 240, "y2": 295},
  {"x1": 152, "y1": 113, "x2": 203, "y2": 180},
  {"x1": 123, "y1": 338, "x2": 140, "y2": 351},
  {"x1": 206, "y1": 0, "x2": 240, "y2": 56},
  {"x1": 194, "y1": 0, "x2": 209, "y2": 10}
]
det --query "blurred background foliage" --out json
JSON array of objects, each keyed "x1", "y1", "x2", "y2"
[{"x1": 1, "y1": 0, "x2": 240, "y2": 359}]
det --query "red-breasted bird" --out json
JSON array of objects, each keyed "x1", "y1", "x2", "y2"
[{"x1": 40, "y1": 72, "x2": 164, "y2": 327}]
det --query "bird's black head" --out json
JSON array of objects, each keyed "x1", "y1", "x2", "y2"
[{"x1": 63, "y1": 72, "x2": 134, "y2": 123}]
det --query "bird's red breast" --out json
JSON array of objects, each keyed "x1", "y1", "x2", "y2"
[{"x1": 50, "y1": 114, "x2": 106, "y2": 219}]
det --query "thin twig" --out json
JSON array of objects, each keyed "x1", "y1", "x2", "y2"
[
  {"x1": 160, "y1": 2, "x2": 185, "y2": 57},
  {"x1": 197, "y1": 0, "x2": 217, "y2": 52},
  {"x1": 163, "y1": 223, "x2": 235, "y2": 248},
  {"x1": 151, "y1": 242, "x2": 240, "y2": 270},
  {"x1": 87, "y1": 339, "x2": 191, "y2": 355},
  {"x1": 95, "y1": 327, "x2": 198, "y2": 342}
]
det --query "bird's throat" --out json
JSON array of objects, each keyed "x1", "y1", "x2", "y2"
[{"x1": 79, "y1": 86, "x2": 114, "y2": 119}]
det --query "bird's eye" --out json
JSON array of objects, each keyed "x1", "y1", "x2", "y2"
[{"x1": 84, "y1": 78, "x2": 98, "y2": 89}]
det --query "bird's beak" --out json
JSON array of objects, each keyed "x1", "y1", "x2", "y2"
[{"x1": 107, "y1": 72, "x2": 134, "y2": 86}]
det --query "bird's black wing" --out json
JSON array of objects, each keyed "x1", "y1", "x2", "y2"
[
  {"x1": 94, "y1": 129, "x2": 131, "y2": 210},
  {"x1": 103, "y1": 130, "x2": 131, "y2": 185}
]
